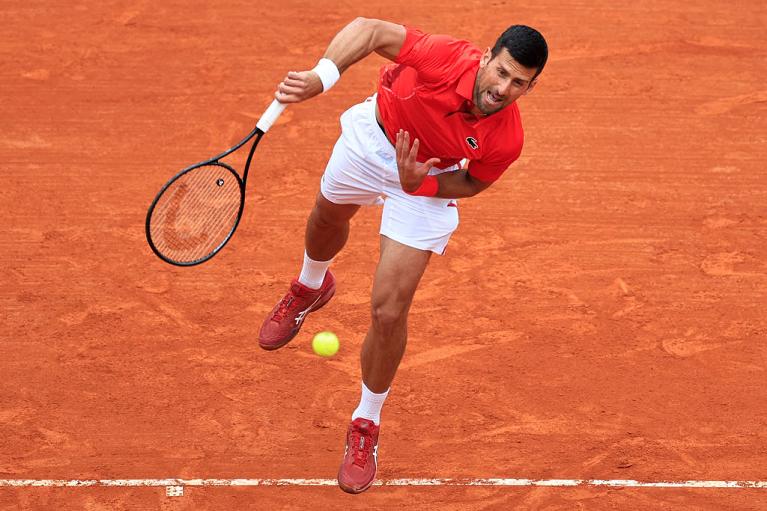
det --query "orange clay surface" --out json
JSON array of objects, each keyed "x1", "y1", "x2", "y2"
[{"x1": 2, "y1": 1, "x2": 766, "y2": 509}]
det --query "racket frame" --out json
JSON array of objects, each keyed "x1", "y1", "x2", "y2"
[
  {"x1": 145, "y1": 128, "x2": 264, "y2": 266},
  {"x1": 145, "y1": 99, "x2": 285, "y2": 266}
]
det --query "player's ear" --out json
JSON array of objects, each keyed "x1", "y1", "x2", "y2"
[
  {"x1": 479, "y1": 47, "x2": 492, "y2": 67},
  {"x1": 523, "y1": 78, "x2": 538, "y2": 95}
]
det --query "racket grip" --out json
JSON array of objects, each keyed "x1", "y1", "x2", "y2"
[{"x1": 256, "y1": 100, "x2": 287, "y2": 133}]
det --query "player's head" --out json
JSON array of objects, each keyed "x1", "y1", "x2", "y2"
[
  {"x1": 492, "y1": 25, "x2": 548, "y2": 80},
  {"x1": 473, "y1": 25, "x2": 548, "y2": 115}
]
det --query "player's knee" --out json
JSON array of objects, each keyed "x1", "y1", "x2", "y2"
[
  {"x1": 310, "y1": 195, "x2": 355, "y2": 229},
  {"x1": 309, "y1": 205, "x2": 341, "y2": 231},
  {"x1": 370, "y1": 300, "x2": 407, "y2": 335}
]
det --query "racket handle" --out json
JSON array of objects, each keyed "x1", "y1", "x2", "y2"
[{"x1": 256, "y1": 100, "x2": 287, "y2": 133}]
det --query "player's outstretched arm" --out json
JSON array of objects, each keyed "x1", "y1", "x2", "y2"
[{"x1": 275, "y1": 18, "x2": 406, "y2": 104}]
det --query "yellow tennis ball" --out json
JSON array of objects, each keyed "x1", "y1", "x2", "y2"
[{"x1": 312, "y1": 331, "x2": 339, "y2": 357}]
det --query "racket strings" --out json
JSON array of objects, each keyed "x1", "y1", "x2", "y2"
[
  {"x1": 149, "y1": 164, "x2": 242, "y2": 264},
  {"x1": 152, "y1": 182, "x2": 239, "y2": 259}
]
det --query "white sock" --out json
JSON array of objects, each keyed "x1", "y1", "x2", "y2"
[
  {"x1": 298, "y1": 251, "x2": 332, "y2": 290},
  {"x1": 351, "y1": 382, "x2": 389, "y2": 425}
]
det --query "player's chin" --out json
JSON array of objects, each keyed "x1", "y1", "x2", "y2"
[
  {"x1": 478, "y1": 101, "x2": 505, "y2": 115},
  {"x1": 478, "y1": 93, "x2": 507, "y2": 115}
]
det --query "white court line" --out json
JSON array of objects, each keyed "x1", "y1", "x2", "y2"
[{"x1": 0, "y1": 478, "x2": 766, "y2": 489}]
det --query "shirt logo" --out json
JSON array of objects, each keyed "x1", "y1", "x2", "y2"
[{"x1": 465, "y1": 137, "x2": 479, "y2": 150}]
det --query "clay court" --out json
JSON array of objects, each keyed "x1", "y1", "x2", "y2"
[{"x1": 2, "y1": 0, "x2": 766, "y2": 509}]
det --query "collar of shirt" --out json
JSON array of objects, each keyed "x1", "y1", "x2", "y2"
[
  {"x1": 455, "y1": 62, "x2": 490, "y2": 122},
  {"x1": 456, "y1": 63, "x2": 476, "y2": 102}
]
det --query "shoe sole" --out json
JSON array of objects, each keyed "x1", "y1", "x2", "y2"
[
  {"x1": 337, "y1": 469, "x2": 375, "y2": 495},
  {"x1": 258, "y1": 284, "x2": 336, "y2": 351}
]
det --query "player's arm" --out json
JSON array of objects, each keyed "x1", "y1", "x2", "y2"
[
  {"x1": 325, "y1": 18, "x2": 406, "y2": 70},
  {"x1": 395, "y1": 130, "x2": 495, "y2": 198},
  {"x1": 432, "y1": 169, "x2": 494, "y2": 198},
  {"x1": 275, "y1": 18, "x2": 405, "y2": 104}
]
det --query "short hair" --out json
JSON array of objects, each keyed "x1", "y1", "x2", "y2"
[{"x1": 491, "y1": 25, "x2": 548, "y2": 80}]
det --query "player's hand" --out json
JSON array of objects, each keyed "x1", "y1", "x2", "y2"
[
  {"x1": 275, "y1": 70, "x2": 324, "y2": 103},
  {"x1": 395, "y1": 129, "x2": 441, "y2": 193}
]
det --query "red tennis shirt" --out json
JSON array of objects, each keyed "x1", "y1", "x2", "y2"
[{"x1": 376, "y1": 27, "x2": 524, "y2": 183}]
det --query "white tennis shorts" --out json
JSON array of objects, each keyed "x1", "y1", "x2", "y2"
[{"x1": 320, "y1": 95, "x2": 459, "y2": 255}]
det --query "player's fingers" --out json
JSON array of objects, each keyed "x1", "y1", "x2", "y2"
[
  {"x1": 275, "y1": 78, "x2": 308, "y2": 102},
  {"x1": 275, "y1": 90, "x2": 300, "y2": 103},
  {"x1": 289, "y1": 71, "x2": 317, "y2": 86},
  {"x1": 424, "y1": 157, "x2": 441, "y2": 170},
  {"x1": 277, "y1": 82, "x2": 305, "y2": 96},
  {"x1": 283, "y1": 76, "x2": 306, "y2": 88},
  {"x1": 408, "y1": 137, "x2": 419, "y2": 162},
  {"x1": 396, "y1": 129, "x2": 407, "y2": 161},
  {"x1": 402, "y1": 131, "x2": 411, "y2": 160}
]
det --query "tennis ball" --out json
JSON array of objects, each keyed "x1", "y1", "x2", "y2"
[{"x1": 312, "y1": 331, "x2": 339, "y2": 357}]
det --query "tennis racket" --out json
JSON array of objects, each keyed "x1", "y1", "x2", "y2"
[{"x1": 146, "y1": 100, "x2": 286, "y2": 266}]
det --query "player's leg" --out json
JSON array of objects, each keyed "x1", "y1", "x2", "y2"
[
  {"x1": 258, "y1": 192, "x2": 358, "y2": 351},
  {"x1": 296, "y1": 192, "x2": 360, "y2": 288},
  {"x1": 259, "y1": 97, "x2": 385, "y2": 350},
  {"x1": 337, "y1": 235, "x2": 431, "y2": 494},
  {"x1": 337, "y1": 156, "x2": 461, "y2": 493},
  {"x1": 304, "y1": 192, "x2": 359, "y2": 266},
  {"x1": 361, "y1": 235, "x2": 431, "y2": 392}
]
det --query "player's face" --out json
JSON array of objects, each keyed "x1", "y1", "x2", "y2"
[{"x1": 473, "y1": 48, "x2": 538, "y2": 115}]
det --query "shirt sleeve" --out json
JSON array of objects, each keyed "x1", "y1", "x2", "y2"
[
  {"x1": 469, "y1": 107, "x2": 525, "y2": 182},
  {"x1": 467, "y1": 159, "x2": 512, "y2": 183},
  {"x1": 467, "y1": 140, "x2": 523, "y2": 183},
  {"x1": 395, "y1": 27, "x2": 466, "y2": 84}
]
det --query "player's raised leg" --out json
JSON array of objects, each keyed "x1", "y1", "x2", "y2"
[
  {"x1": 258, "y1": 193, "x2": 359, "y2": 350},
  {"x1": 338, "y1": 235, "x2": 431, "y2": 494},
  {"x1": 304, "y1": 192, "x2": 359, "y2": 263}
]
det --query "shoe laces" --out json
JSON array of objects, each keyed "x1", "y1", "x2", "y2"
[
  {"x1": 272, "y1": 294, "x2": 295, "y2": 322},
  {"x1": 349, "y1": 424, "x2": 374, "y2": 468},
  {"x1": 272, "y1": 281, "x2": 316, "y2": 322}
]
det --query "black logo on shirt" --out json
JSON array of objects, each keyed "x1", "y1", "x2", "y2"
[{"x1": 465, "y1": 137, "x2": 479, "y2": 150}]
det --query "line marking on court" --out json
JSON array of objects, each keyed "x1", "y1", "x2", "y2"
[{"x1": 1, "y1": 479, "x2": 766, "y2": 489}]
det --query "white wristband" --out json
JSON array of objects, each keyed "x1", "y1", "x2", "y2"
[{"x1": 312, "y1": 58, "x2": 340, "y2": 92}]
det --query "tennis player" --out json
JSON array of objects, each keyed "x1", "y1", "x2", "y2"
[{"x1": 259, "y1": 18, "x2": 547, "y2": 494}]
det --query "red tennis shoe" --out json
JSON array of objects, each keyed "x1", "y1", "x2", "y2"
[
  {"x1": 338, "y1": 418, "x2": 380, "y2": 494},
  {"x1": 258, "y1": 271, "x2": 336, "y2": 350}
]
